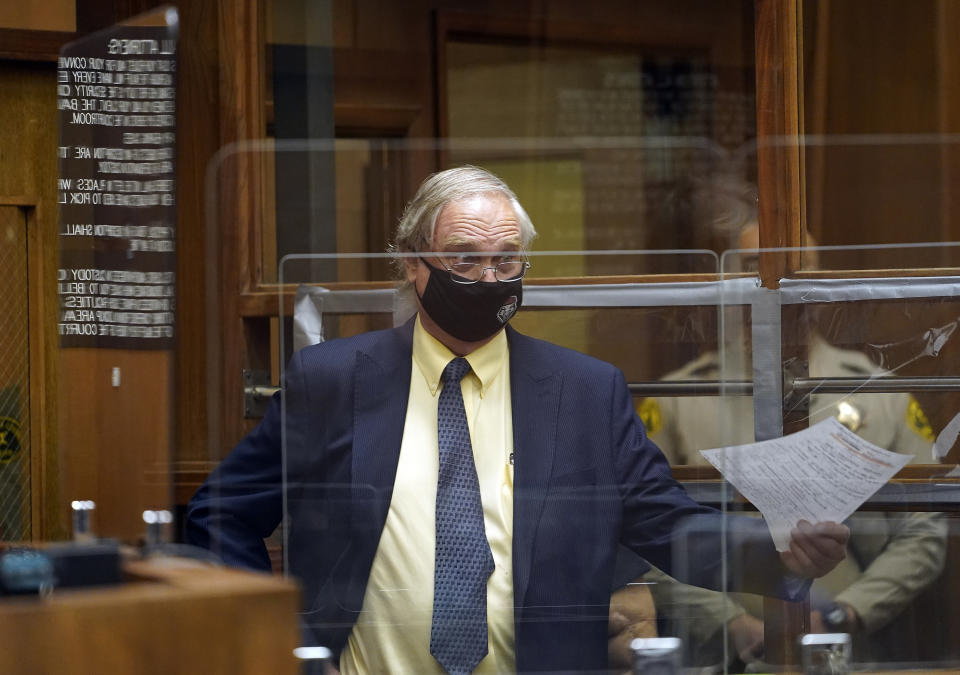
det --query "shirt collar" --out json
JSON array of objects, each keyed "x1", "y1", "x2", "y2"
[{"x1": 412, "y1": 314, "x2": 508, "y2": 397}]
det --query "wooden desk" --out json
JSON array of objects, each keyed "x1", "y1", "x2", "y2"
[{"x1": 0, "y1": 556, "x2": 301, "y2": 674}]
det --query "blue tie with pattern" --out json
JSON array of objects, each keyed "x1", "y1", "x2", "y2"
[{"x1": 430, "y1": 357, "x2": 496, "y2": 675}]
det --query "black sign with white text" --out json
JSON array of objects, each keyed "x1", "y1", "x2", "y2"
[{"x1": 57, "y1": 21, "x2": 177, "y2": 349}]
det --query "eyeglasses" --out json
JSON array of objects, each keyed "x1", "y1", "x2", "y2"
[{"x1": 424, "y1": 255, "x2": 531, "y2": 284}]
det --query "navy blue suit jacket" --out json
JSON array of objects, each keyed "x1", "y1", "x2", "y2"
[{"x1": 187, "y1": 320, "x2": 796, "y2": 672}]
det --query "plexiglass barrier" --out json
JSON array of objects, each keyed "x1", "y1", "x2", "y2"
[
  {"x1": 190, "y1": 139, "x2": 960, "y2": 673},
  {"x1": 276, "y1": 250, "x2": 781, "y2": 675},
  {"x1": 51, "y1": 6, "x2": 180, "y2": 548},
  {"x1": 711, "y1": 245, "x2": 960, "y2": 672}
]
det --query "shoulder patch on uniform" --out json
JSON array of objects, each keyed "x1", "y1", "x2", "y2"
[
  {"x1": 905, "y1": 396, "x2": 936, "y2": 442},
  {"x1": 0, "y1": 417, "x2": 22, "y2": 464},
  {"x1": 637, "y1": 398, "x2": 662, "y2": 435}
]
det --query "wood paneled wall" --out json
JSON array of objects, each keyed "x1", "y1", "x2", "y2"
[
  {"x1": 59, "y1": 351, "x2": 172, "y2": 539},
  {"x1": 0, "y1": 1, "x2": 75, "y2": 32},
  {"x1": 798, "y1": 0, "x2": 960, "y2": 452},
  {"x1": 170, "y1": 0, "x2": 221, "y2": 466},
  {"x1": 6, "y1": 0, "x2": 960, "y2": 527},
  {"x1": 0, "y1": 1, "x2": 220, "y2": 538},
  {"x1": 802, "y1": 0, "x2": 960, "y2": 259}
]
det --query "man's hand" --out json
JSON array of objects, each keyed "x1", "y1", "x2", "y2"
[
  {"x1": 607, "y1": 583, "x2": 657, "y2": 670},
  {"x1": 727, "y1": 613, "x2": 764, "y2": 664},
  {"x1": 779, "y1": 520, "x2": 849, "y2": 578}
]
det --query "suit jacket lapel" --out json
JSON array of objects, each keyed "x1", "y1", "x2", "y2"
[
  {"x1": 351, "y1": 320, "x2": 414, "y2": 539},
  {"x1": 508, "y1": 327, "x2": 562, "y2": 608}
]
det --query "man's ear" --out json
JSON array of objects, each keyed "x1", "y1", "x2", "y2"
[{"x1": 404, "y1": 254, "x2": 419, "y2": 284}]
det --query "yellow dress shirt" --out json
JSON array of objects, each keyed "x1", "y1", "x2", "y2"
[{"x1": 342, "y1": 316, "x2": 515, "y2": 674}]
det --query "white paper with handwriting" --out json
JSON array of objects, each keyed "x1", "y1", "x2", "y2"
[{"x1": 700, "y1": 417, "x2": 911, "y2": 552}]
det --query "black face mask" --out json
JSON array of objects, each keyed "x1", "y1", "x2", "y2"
[{"x1": 416, "y1": 258, "x2": 522, "y2": 342}]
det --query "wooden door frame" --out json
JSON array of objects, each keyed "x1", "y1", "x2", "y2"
[{"x1": 0, "y1": 197, "x2": 59, "y2": 541}]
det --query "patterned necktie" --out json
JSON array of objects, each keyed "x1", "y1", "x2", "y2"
[{"x1": 430, "y1": 357, "x2": 496, "y2": 675}]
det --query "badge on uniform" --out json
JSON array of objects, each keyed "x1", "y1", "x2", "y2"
[
  {"x1": 905, "y1": 395, "x2": 936, "y2": 441},
  {"x1": 835, "y1": 401, "x2": 864, "y2": 432}
]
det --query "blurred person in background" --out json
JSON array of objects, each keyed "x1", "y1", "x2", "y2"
[{"x1": 610, "y1": 176, "x2": 946, "y2": 669}]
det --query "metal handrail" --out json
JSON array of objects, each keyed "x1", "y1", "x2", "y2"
[
  {"x1": 628, "y1": 375, "x2": 960, "y2": 397},
  {"x1": 251, "y1": 375, "x2": 960, "y2": 402},
  {"x1": 627, "y1": 381, "x2": 753, "y2": 396},
  {"x1": 790, "y1": 375, "x2": 960, "y2": 394}
]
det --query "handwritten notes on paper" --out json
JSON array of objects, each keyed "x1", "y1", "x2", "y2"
[{"x1": 700, "y1": 418, "x2": 911, "y2": 552}]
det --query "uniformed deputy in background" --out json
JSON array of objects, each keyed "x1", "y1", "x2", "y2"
[{"x1": 625, "y1": 181, "x2": 947, "y2": 667}]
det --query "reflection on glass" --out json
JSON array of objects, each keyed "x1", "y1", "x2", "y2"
[
  {"x1": 446, "y1": 36, "x2": 756, "y2": 262},
  {"x1": 801, "y1": 0, "x2": 960, "y2": 266}
]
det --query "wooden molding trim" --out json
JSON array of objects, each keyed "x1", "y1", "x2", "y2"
[
  {"x1": 334, "y1": 102, "x2": 422, "y2": 135},
  {"x1": 26, "y1": 205, "x2": 55, "y2": 540},
  {"x1": 804, "y1": 0, "x2": 831, "y2": 248},
  {"x1": 218, "y1": 0, "x2": 266, "y2": 294},
  {"x1": 215, "y1": 0, "x2": 268, "y2": 455},
  {"x1": 673, "y1": 464, "x2": 960, "y2": 483},
  {"x1": 755, "y1": 0, "x2": 803, "y2": 289},
  {"x1": 792, "y1": 267, "x2": 960, "y2": 279},
  {"x1": 172, "y1": 461, "x2": 218, "y2": 505},
  {"x1": 435, "y1": 8, "x2": 717, "y2": 51},
  {"x1": 0, "y1": 28, "x2": 76, "y2": 62},
  {"x1": 0, "y1": 196, "x2": 38, "y2": 207},
  {"x1": 172, "y1": 460, "x2": 959, "y2": 509},
  {"x1": 938, "y1": 0, "x2": 960, "y2": 244}
]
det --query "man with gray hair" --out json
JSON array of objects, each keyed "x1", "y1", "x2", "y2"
[{"x1": 187, "y1": 165, "x2": 849, "y2": 673}]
